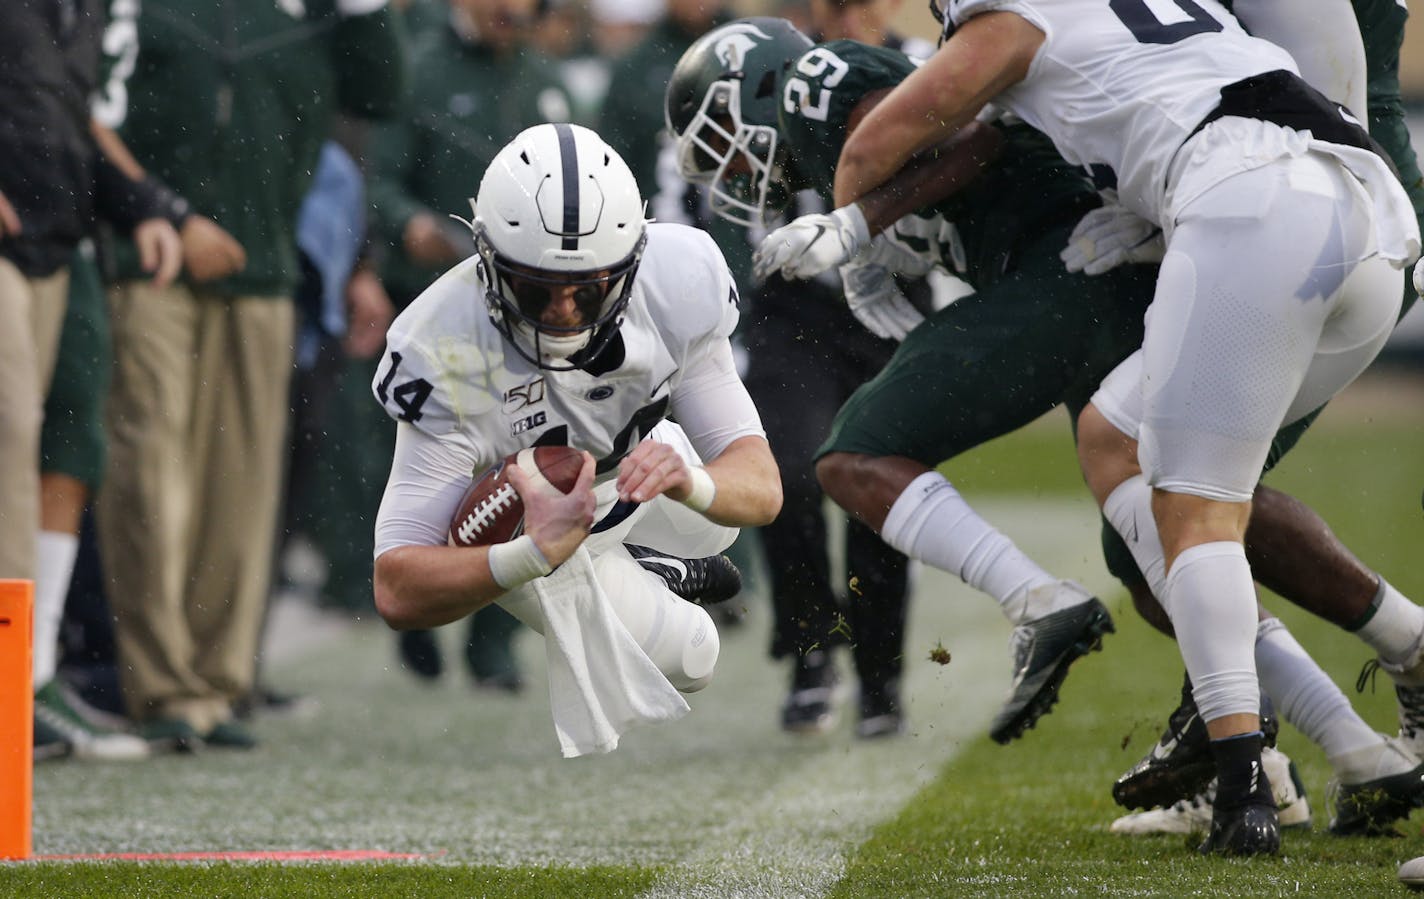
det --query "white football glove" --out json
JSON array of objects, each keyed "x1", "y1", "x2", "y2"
[
  {"x1": 840, "y1": 259, "x2": 924, "y2": 341},
  {"x1": 1413, "y1": 257, "x2": 1422, "y2": 301},
  {"x1": 1060, "y1": 203, "x2": 1165, "y2": 275},
  {"x1": 753, "y1": 204, "x2": 870, "y2": 284}
]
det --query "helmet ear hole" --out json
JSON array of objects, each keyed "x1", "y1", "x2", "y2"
[{"x1": 754, "y1": 70, "x2": 776, "y2": 100}]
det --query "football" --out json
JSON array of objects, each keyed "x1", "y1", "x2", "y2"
[{"x1": 447, "y1": 446, "x2": 586, "y2": 547}]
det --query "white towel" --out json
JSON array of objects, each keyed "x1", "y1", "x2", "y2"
[{"x1": 531, "y1": 546, "x2": 690, "y2": 758}]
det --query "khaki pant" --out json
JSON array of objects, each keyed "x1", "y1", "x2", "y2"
[
  {"x1": 98, "y1": 281, "x2": 294, "y2": 731},
  {"x1": 0, "y1": 257, "x2": 69, "y2": 580}
]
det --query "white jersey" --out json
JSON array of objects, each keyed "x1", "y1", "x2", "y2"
[
  {"x1": 372, "y1": 223, "x2": 763, "y2": 556},
  {"x1": 947, "y1": 0, "x2": 1296, "y2": 223}
]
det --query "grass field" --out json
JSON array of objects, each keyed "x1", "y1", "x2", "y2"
[{"x1": 5, "y1": 371, "x2": 1424, "y2": 897}]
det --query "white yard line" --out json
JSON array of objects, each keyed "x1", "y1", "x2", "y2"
[
  {"x1": 33, "y1": 497, "x2": 1111, "y2": 876},
  {"x1": 637, "y1": 497, "x2": 1110, "y2": 898}
]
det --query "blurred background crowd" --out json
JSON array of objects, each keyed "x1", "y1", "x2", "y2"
[{"x1": 5, "y1": 0, "x2": 1422, "y2": 763}]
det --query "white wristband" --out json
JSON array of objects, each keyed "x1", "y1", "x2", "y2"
[
  {"x1": 835, "y1": 204, "x2": 871, "y2": 255},
  {"x1": 487, "y1": 534, "x2": 552, "y2": 590},
  {"x1": 681, "y1": 467, "x2": 716, "y2": 514}
]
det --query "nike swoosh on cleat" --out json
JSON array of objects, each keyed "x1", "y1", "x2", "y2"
[{"x1": 637, "y1": 554, "x2": 688, "y2": 579}]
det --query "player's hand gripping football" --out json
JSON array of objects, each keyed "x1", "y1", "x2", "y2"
[
  {"x1": 505, "y1": 451, "x2": 596, "y2": 570},
  {"x1": 1060, "y1": 203, "x2": 1164, "y2": 275},
  {"x1": 840, "y1": 258, "x2": 924, "y2": 341},
  {"x1": 753, "y1": 204, "x2": 871, "y2": 283}
]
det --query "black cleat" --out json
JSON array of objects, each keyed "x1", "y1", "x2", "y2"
[
  {"x1": 989, "y1": 595, "x2": 1114, "y2": 745},
  {"x1": 1115, "y1": 672, "x2": 1281, "y2": 810},
  {"x1": 626, "y1": 544, "x2": 742, "y2": 605},
  {"x1": 856, "y1": 679, "x2": 905, "y2": 740},
  {"x1": 1328, "y1": 759, "x2": 1424, "y2": 836},
  {"x1": 1199, "y1": 742, "x2": 1281, "y2": 856},
  {"x1": 1199, "y1": 800, "x2": 1281, "y2": 856},
  {"x1": 781, "y1": 649, "x2": 838, "y2": 734},
  {"x1": 398, "y1": 629, "x2": 444, "y2": 680}
]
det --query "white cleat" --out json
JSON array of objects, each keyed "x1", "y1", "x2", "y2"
[{"x1": 1399, "y1": 853, "x2": 1424, "y2": 890}]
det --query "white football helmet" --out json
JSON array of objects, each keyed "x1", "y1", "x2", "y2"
[{"x1": 473, "y1": 123, "x2": 648, "y2": 370}]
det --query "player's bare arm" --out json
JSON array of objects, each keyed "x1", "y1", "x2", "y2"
[
  {"x1": 845, "y1": 90, "x2": 1006, "y2": 236},
  {"x1": 833, "y1": 12, "x2": 1042, "y2": 207},
  {"x1": 754, "y1": 117, "x2": 1005, "y2": 283},
  {"x1": 374, "y1": 453, "x2": 597, "y2": 630},
  {"x1": 617, "y1": 434, "x2": 781, "y2": 528}
]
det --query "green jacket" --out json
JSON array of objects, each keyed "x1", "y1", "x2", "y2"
[
  {"x1": 597, "y1": 14, "x2": 751, "y2": 289},
  {"x1": 115, "y1": 0, "x2": 406, "y2": 297},
  {"x1": 599, "y1": 16, "x2": 733, "y2": 197},
  {"x1": 366, "y1": 25, "x2": 571, "y2": 303}
]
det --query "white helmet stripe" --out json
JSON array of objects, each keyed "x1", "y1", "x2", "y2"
[{"x1": 553, "y1": 123, "x2": 580, "y2": 251}]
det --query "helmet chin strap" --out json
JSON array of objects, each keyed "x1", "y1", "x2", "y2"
[{"x1": 522, "y1": 322, "x2": 592, "y2": 361}]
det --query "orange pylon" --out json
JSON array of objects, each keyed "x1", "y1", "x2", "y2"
[{"x1": 0, "y1": 580, "x2": 32, "y2": 860}]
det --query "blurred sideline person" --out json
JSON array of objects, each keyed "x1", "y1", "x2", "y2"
[
  {"x1": 371, "y1": 124, "x2": 780, "y2": 747},
  {"x1": 701, "y1": 2, "x2": 934, "y2": 738},
  {"x1": 97, "y1": 0, "x2": 405, "y2": 751},
  {"x1": 1, "y1": 0, "x2": 190, "y2": 760},
  {"x1": 281, "y1": 141, "x2": 394, "y2": 620},
  {"x1": 826, "y1": 0, "x2": 1417, "y2": 854},
  {"x1": 762, "y1": 0, "x2": 930, "y2": 739},
  {"x1": 367, "y1": 0, "x2": 571, "y2": 690}
]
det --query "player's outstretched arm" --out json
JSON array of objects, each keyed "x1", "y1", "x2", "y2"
[
  {"x1": 374, "y1": 454, "x2": 597, "y2": 630},
  {"x1": 833, "y1": 11, "x2": 1041, "y2": 207},
  {"x1": 616, "y1": 435, "x2": 781, "y2": 529}
]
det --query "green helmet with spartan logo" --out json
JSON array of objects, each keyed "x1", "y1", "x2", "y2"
[{"x1": 664, "y1": 17, "x2": 812, "y2": 227}]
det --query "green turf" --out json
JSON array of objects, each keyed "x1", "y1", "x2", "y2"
[
  {"x1": 0, "y1": 862, "x2": 659, "y2": 898},
  {"x1": 7, "y1": 378, "x2": 1422, "y2": 897},
  {"x1": 833, "y1": 395, "x2": 1424, "y2": 897}
]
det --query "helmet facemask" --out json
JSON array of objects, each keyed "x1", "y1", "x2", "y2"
[
  {"x1": 476, "y1": 224, "x2": 647, "y2": 372},
  {"x1": 675, "y1": 79, "x2": 789, "y2": 228}
]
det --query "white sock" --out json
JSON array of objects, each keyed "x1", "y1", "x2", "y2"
[
  {"x1": 33, "y1": 530, "x2": 79, "y2": 689},
  {"x1": 1102, "y1": 475, "x2": 1168, "y2": 605},
  {"x1": 1167, "y1": 541, "x2": 1258, "y2": 724},
  {"x1": 881, "y1": 471, "x2": 1058, "y2": 623},
  {"x1": 1255, "y1": 617, "x2": 1380, "y2": 761},
  {"x1": 1356, "y1": 578, "x2": 1424, "y2": 667}
]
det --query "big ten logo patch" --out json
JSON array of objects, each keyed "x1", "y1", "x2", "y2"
[
  {"x1": 504, "y1": 378, "x2": 546, "y2": 413},
  {"x1": 510, "y1": 411, "x2": 547, "y2": 436}
]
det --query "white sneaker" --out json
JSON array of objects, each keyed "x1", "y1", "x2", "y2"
[
  {"x1": 1110, "y1": 746, "x2": 1311, "y2": 835},
  {"x1": 34, "y1": 681, "x2": 150, "y2": 762}
]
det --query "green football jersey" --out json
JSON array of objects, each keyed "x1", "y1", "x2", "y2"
[
  {"x1": 1351, "y1": 0, "x2": 1424, "y2": 215},
  {"x1": 775, "y1": 40, "x2": 1097, "y2": 289}
]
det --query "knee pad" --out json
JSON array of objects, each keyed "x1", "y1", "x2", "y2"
[{"x1": 593, "y1": 551, "x2": 720, "y2": 693}]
